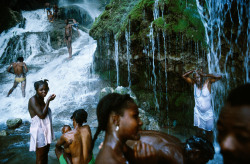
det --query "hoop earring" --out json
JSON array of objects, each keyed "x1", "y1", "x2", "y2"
[{"x1": 115, "y1": 126, "x2": 119, "y2": 131}]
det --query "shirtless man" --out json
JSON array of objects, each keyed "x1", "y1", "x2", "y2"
[
  {"x1": 55, "y1": 109, "x2": 94, "y2": 164},
  {"x1": 44, "y1": 3, "x2": 51, "y2": 16},
  {"x1": 53, "y1": 4, "x2": 59, "y2": 20},
  {"x1": 7, "y1": 56, "x2": 28, "y2": 97},
  {"x1": 48, "y1": 11, "x2": 54, "y2": 22},
  {"x1": 64, "y1": 19, "x2": 73, "y2": 58}
]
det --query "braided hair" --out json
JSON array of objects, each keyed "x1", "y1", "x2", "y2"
[
  {"x1": 34, "y1": 79, "x2": 49, "y2": 91},
  {"x1": 92, "y1": 93, "x2": 135, "y2": 150}
]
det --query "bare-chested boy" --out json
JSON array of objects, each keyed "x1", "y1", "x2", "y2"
[
  {"x1": 7, "y1": 57, "x2": 28, "y2": 97},
  {"x1": 55, "y1": 109, "x2": 94, "y2": 164},
  {"x1": 64, "y1": 19, "x2": 73, "y2": 58},
  {"x1": 44, "y1": 2, "x2": 51, "y2": 16}
]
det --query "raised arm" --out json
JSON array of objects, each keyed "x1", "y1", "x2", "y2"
[
  {"x1": 182, "y1": 70, "x2": 195, "y2": 85},
  {"x1": 199, "y1": 73, "x2": 222, "y2": 83},
  {"x1": 29, "y1": 94, "x2": 56, "y2": 119}
]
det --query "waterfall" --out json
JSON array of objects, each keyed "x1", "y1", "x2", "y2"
[
  {"x1": 115, "y1": 37, "x2": 119, "y2": 86},
  {"x1": 0, "y1": 9, "x2": 99, "y2": 125},
  {"x1": 0, "y1": 10, "x2": 50, "y2": 60},
  {"x1": 245, "y1": 3, "x2": 250, "y2": 83},
  {"x1": 149, "y1": 22, "x2": 159, "y2": 110},
  {"x1": 195, "y1": 0, "x2": 249, "y2": 162},
  {"x1": 148, "y1": 0, "x2": 160, "y2": 110},
  {"x1": 125, "y1": 21, "x2": 131, "y2": 88}
]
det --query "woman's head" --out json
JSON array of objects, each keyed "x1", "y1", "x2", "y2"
[
  {"x1": 34, "y1": 79, "x2": 49, "y2": 97},
  {"x1": 92, "y1": 93, "x2": 142, "y2": 148}
]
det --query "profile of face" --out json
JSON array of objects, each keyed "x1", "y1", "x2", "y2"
[
  {"x1": 36, "y1": 84, "x2": 49, "y2": 98},
  {"x1": 62, "y1": 125, "x2": 71, "y2": 134},
  {"x1": 217, "y1": 105, "x2": 250, "y2": 163},
  {"x1": 116, "y1": 102, "x2": 143, "y2": 141}
]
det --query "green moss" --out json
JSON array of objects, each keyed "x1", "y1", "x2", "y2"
[
  {"x1": 153, "y1": 17, "x2": 165, "y2": 29},
  {"x1": 173, "y1": 19, "x2": 189, "y2": 32}
]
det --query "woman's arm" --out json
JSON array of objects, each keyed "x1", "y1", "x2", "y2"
[
  {"x1": 29, "y1": 94, "x2": 56, "y2": 119},
  {"x1": 182, "y1": 70, "x2": 195, "y2": 84},
  {"x1": 199, "y1": 73, "x2": 222, "y2": 83}
]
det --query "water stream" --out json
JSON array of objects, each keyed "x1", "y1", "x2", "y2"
[{"x1": 0, "y1": 2, "x2": 104, "y2": 163}]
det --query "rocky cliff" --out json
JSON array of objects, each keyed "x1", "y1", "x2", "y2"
[{"x1": 89, "y1": 0, "x2": 249, "y2": 127}]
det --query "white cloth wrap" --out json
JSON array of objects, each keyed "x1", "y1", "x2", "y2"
[
  {"x1": 29, "y1": 109, "x2": 55, "y2": 151},
  {"x1": 193, "y1": 84, "x2": 214, "y2": 131}
]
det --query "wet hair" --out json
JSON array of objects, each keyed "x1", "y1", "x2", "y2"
[
  {"x1": 184, "y1": 136, "x2": 215, "y2": 162},
  {"x1": 226, "y1": 83, "x2": 250, "y2": 107},
  {"x1": 92, "y1": 93, "x2": 135, "y2": 150},
  {"x1": 184, "y1": 136, "x2": 215, "y2": 163},
  {"x1": 17, "y1": 57, "x2": 24, "y2": 62},
  {"x1": 34, "y1": 79, "x2": 49, "y2": 91},
  {"x1": 66, "y1": 19, "x2": 69, "y2": 24},
  {"x1": 71, "y1": 109, "x2": 88, "y2": 125},
  {"x1": 62, "y1": 125, "x2": 71, "y2": 134}
]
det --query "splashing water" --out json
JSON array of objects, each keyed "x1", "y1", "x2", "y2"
[
  {"x1": 125, "y1": 21, "x2": 131, "y2": 88},
  {"x1": 0, "y1": 10, "x2": 100, "y2": 126},
  {"x1": 115, "y1": 37, "x2": 119, "y2": 86}
]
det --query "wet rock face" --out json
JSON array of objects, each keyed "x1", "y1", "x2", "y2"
[
  {"x1": 0, "y1": 7, "x2": 24, "y2": 33},
  {"x1": 1, "y1": 0, "x2": 59, "y2": 11},
  {"x1": 59, "y1": 5, "x2": 93, "y2": 28},
  {"x1": 6, "y1": 118, "x2": 22, "y2": 129},
  {"x1": 0, "y1": 0, "x2": 58, "y2": 33}
]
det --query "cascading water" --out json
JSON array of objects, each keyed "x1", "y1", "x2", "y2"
[
  {"x1": 148, "y1": 0, "x2": 160, "y2": 110},
  {"x1": 125, "y1": 21, "x2": 131, "y2": 88},
  {"x1": 115, "y1": 38, "x2": 119, "y2": 86},
  {"x1": 196, "y1": 0, "x2": 250, "y2": 163},
  {"x1": 0, "y1": 1, "x2": 105, "y2": 161}
]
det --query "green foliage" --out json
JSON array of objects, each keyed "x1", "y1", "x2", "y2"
[
  {"x1": 153, "y1": 17, "x2": 165, "y2": 29},
  {"x1": 173, "y1": 19, "x2": 189, "y2": 32}
]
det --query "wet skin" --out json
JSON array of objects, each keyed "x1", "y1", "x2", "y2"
[
  {"x1": 56, "y1": 120, "x2": 92, "y2": 164},
  {"x1": 217, "y1": 105, "x2": 250, "y2": 164},
  {"x1": 126, "y1": 130, "x2": 184, "y2": 164},
  {"x1": 28, "y1": 84, "x2": 56, "y2": 164},
  {"x1": 96, "y1": 103, "x2": 157, "y2": 164},
  {"x1": 7, "y1": 61, "x2": 28, "y2": 97}
]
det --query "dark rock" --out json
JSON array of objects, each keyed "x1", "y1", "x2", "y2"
[
  {"x1": 6, "y1": 118, "x2": 22, "y2": 129},
  {"x1": 0, "y1": 7, "x2": 24, "y2": 33}
]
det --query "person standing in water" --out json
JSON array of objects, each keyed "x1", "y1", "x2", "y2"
[
  {"x1": 64, "y1": 19, "x2": 73, "y2": 58},
  {"x1": 182, "y1": 69, "x2": 222, "y2": 142},
  {"x1": 7, "y1": 56, "x2": 28, "y2": 97},
  {"x1": 28, "y1": 79, "x2": 56, "y2": 164},
  {"x1": 55, "y1": 109, "x2": 94, "y2": 164},
  {"x1": 44, "y1": 2, "x2": 51, "y2": 16}
]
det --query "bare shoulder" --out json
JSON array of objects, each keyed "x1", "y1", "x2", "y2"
[
  {"x1": 79, "y1": 125, "x2": 91, "y2": 134},
  {"x1": 28, "y1": 96, "x2": 36, "y2": 104},
  {"x1": 95, "y1": 146, "x2": 117, "y2": 164}
]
